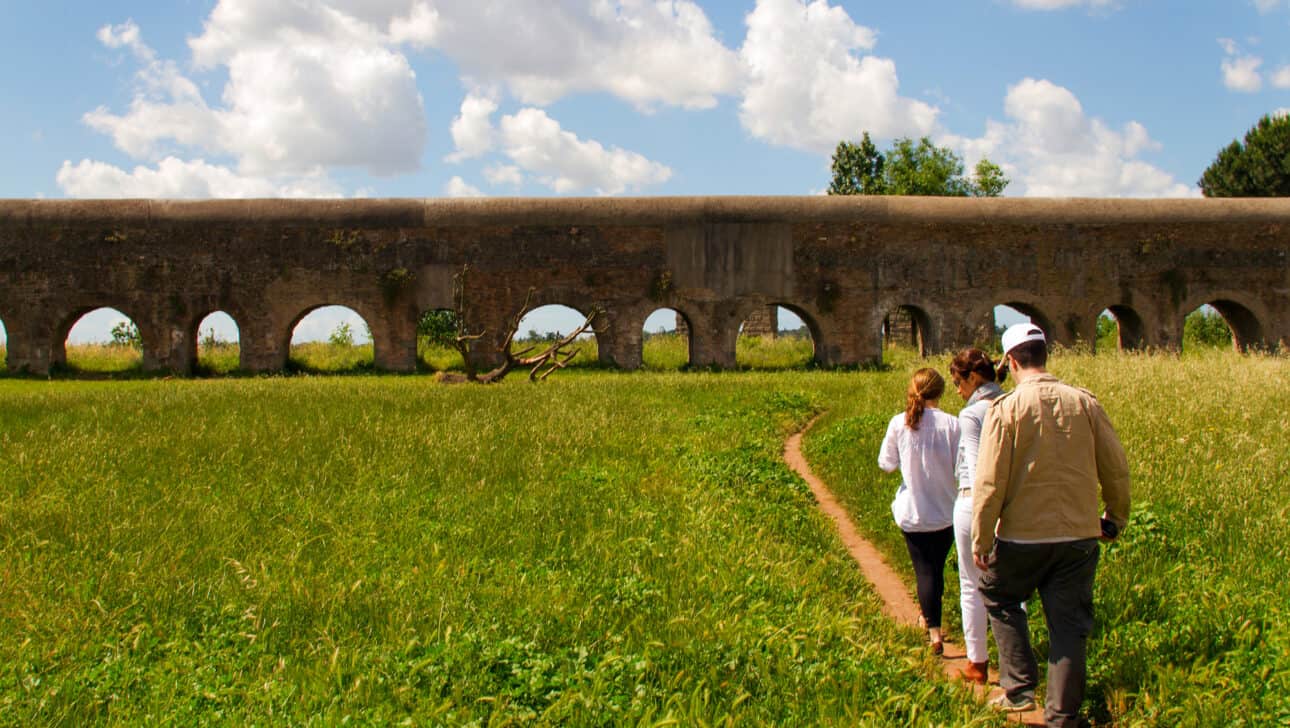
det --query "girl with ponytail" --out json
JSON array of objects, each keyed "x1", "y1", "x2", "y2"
[{"x1": 878, "y1": 368, "x2": 961, "y2": 654}]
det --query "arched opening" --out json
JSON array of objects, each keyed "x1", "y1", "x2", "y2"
[
  {"x1": 63, "y1": 307, "x2": 143, "y2": 373},
  {"x1": 289, "y1": 305, "x2": 373, "y2": 373},
  {"x1": 736, "y1": 305, "x2": 815, "y2": 369},
  {"x1": 194, "y1": 311, "x2": 241, "y2": 375},
  {"x1": 1096, "y1": 307, "x2": 1145, "y2": 353},
  {"x1": 881, "y1": 305, "x2": 932, "y2": 357},
  {"x1": 0, "y1": 317, "x2": 6, "y2": 371},
  {"x1": 642, "y1": 307, "x2": 692, "y2": 370},
  {"x1": 1183, "y1": 301, "x2": 1264, "y2": 353},
  {"x1": 416, "y1": 307, "x2": 466, "y2": 372},
  {"x1": 512, "y1": 304, "x2": 599, "y2": 369},
  {"x1": 992, "y1": 303, "x2": 1055, "y2": 353}
]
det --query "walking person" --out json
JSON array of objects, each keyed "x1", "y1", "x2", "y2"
[
  {"x1": 948, "y1": 348, "x2": 1007, "y2": 685},
  {"x1": 971, "y1": 324, "x2": 1131, "y2": 726},
  {"x1": 879, "y1": 368, "x2": 961, "y2": 653}
]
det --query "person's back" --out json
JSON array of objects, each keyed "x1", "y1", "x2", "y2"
[
  {"x1": 975, "y1": 374, "x2": 1130, "y2": 546},
  {"x1": 971, "y1": 324, "x2": 1130, "y2": 728}
]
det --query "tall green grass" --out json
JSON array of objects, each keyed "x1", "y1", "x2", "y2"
[
  {"x1": 0, "y1": 373, "x2": 997, "y2": 725},
  {"x1": 2, "y1": 350, "x2": 1284, "y2": 724},
  {"x1": 802, "y1": 347, "x2": 1290, "y2": 725}
]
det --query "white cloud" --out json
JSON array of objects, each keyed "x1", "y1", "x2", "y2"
[
  {"x1": 56, "y1": 157, "x2": 343, "y2": 198},
  {"x1": 1219, "y1": 38, "x2": 1263, "y2": 93},
  {"x1": 1009, "y1": 0, "x2": 1118, "y2": 9},
  {"x1": 1254, "y1": 0, "x2": 1283, "y2": 13},
  {"x1": 1271, "y1": 65, "x2": 1290, "y2": 88},
  {"x1": 446, "y1": 91, "x2": 499, "y2": 162},
  {"x1": 1223, "y1": 55, "x2": 1264, "y2": 92},
  {"x1": 483, "y1": 164, "x2": 524, "y2": 187},
  {"x1": 498, "y1": 108, "x2": 671, "y2": 195},
  {"x1": 444, "y1": 176, "x2": 485, "y2": 197},
  {"x1": 943, "y1": 78, "x2": 1195, "y2": 198},
  {"x1": 428, "y1": 0, "x2": 743, "y2": 110},
  {"x1": 739, "y1": 0, "x2": 937, "y2": 154},
  {"x1": 80, "y1": 0, "x2": 431, "y2": 194}
]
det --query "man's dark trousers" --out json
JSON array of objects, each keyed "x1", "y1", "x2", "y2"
[{"x1": 979, "y1": 538, "x2": 1099, "y2": 728}]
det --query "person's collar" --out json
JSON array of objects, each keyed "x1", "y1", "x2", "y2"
[
  {"x1": 1014, "y1": 370, "x2": 1056, "y2": 385},
  {"x1": 967, "y1": 381, "x2": 1003, "y2": 405}
]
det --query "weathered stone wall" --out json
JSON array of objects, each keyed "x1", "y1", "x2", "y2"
[{"x1": 0, "y1": 196, "x2": 1286, "y2": 375}]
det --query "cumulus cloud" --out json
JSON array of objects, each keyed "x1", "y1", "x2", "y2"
[
  {"x1": 1254, "y1": 0, "x2": 1284, "y2": 12},
  {"x1": 1219, "y1": 38, "x2": 1263, "y2": 92},
  {"x1": 444, "y1": 176, "x2": 486, "y2": 197},
  {"x1": 498, "y1": 108, "x2": 671, "y2": 195},
  {"x1": 56, "y1": 157, "x2": 343, "y2": 198},
  {"x1": 483, "y1": 164, "x2": 524, "y2": 187},
  {"x1": 67, "y1": 1, "x2": 433, "y2": 200},
  {"x1": 738, "y1": 0, "x2": 937, "y2": 154},
  {"x1": 1271, "y1": 65, "x2": 1290, "y2": 88},
  {"x1": 447, "y1": 91, "x2": 499, "y2": 162},
  {"x1": 428, "y1": 0, "x2": 743, "y2": 110},
  {"x1": 943, "y1": 78, "x2": 1195, "y2": 197}
]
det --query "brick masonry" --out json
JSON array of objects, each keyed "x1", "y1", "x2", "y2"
[{"x1": 0, "y1": 196, "x2": 1286, "y2": 374}]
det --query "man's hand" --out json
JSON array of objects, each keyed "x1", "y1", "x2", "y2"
[{"x1": 973, "y1": 553, "x2": 990, "y2": 571}]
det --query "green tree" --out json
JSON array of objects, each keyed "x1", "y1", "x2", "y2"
[
  {"x1": 1183, "y1": 309, "x2": 1232, "y2": 348},
  {"x1": 418, "y1": 309, "x2": 459, "y2": 346},
  {"x1": 828, "y1": 134, "x2": 1008, "y2": 197},
  {"x1": 828, "y1": 132, "x2": 885, "y2": 195},
  {"x1": 1199, "y1": 113, "x2": 1290, "y2": 197},
  {"x1": 328, "y1": 322, "x2": 354, "y2": 347},
  {"x1": 110, "y1": 320, "x2": 141, "y2": 348}
]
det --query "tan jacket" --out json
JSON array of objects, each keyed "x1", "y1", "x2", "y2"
[{"x1": 971, "y1": 372, "x2": 1131, "y2": 557}]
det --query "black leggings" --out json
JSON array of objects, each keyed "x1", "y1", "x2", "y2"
[{"x1": 902, "y1": 527, "x2": 955, "y2": 628}]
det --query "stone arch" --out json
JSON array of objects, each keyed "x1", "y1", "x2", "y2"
[
  {"x1": 0, "y1": 312, "x2": 7, "y2": 370},
  {"x1": 731, "y1": 300, "x2": 822, "y2": 368},
  {"x1": 191, "y1": 308, "x2": 245, "y2": 373},
  {"x1": 57, "y1": 305, "x2": 148, "y2": 372},
  {"x1": 969, "y1": 293, "x2": 1058, "y2": 350},
  {"x1": 640, "y1": 305, "x2": 697, "y2": 369},
  {"x1": 1179, "y1": 291, "x2": 1269, "y2": 353},
  {"x1": 512, "y1": 301, "x2": 602, "y2": 367},
  {"x1": 876, "y1": 299, "x2": 938, "y2": 358},
  {"x1": 286, "y1": 303, "x2": 376, "y2": 372},
  {"x1": 513, "y1": 290, "x2": 611, "y2": 364},
  {"x1": 1093, "y1": 304, "x2": 1147, "y2": 352}
]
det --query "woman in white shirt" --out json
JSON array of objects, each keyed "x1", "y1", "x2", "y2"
[
  {"x1": 949, "y1": 348, "x2": 1007, "y2": 684},
  {"x1": 878, "y1": 368, "x2": 960, "y2": 654}
]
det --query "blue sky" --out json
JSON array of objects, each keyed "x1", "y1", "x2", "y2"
[{"x1": 4, "y1": 0, "x2": 1289, "y2": 343}]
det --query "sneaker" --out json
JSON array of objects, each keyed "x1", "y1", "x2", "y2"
[{"x1": 989, "y1": 693, "x2": 1036, "y2": 713}]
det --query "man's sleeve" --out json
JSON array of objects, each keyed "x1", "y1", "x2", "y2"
[
  {"x1": 1091, "y1": 402, "x2": 1131, "y2": 529},
  {"x1": 971, "y1": 405, "x2": 1012, "y2": 557}
]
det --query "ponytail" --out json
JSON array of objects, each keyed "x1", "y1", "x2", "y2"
[{"x1": 905, "y1": 368, "x2": 946, "y2": 430}]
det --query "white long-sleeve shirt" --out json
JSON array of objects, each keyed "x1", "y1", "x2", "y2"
[{"x1": 878, "y1": 408, "x2": 960, "y2": 532}]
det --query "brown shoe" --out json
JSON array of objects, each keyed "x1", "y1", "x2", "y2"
[
  {"x1": 958, "y1": 661, "x2": 988, "y2": 685},
  {"x1": 930, "y1": 639, "x2": 943, "y2": 656}
]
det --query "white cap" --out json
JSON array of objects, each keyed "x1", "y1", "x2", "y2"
[{"x1": 1001, "y1": 322, "x2": 1046, "y2": 356}]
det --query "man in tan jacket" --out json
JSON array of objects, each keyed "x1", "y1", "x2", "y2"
[{"x1": 971, "y1": 323, "x2": 1131, "y2": 727}]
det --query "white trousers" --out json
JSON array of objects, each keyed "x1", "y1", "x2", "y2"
[{"x1": 954, "y1": 493, "x2": 989, "y2": 664}]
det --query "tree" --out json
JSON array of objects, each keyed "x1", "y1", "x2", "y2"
[
  {"x1": 110, "y1": 320, "x2": 141, "y2": 348},
  {"x1": 828, "y1": 132, "x2": 885, "y2": 195},
  {"x1": 828, "y1": 133, "x2": 1008, "y2": 197},
  {"x1": 417, "y1": 309, "x2": 458, "y2": 346},
  {"x1": 1199, "y1": 113, "x2": 1290, "y2": 197}
]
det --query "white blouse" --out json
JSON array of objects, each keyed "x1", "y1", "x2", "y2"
[{"x1": 878, "y1": 408, "x2": 961, "y2": 532}]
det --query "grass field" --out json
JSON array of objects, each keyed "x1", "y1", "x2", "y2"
[{"x1": 2, "y1": 346, "x2": 1286, "y2": 725}]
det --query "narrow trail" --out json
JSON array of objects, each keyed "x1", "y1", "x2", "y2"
[{"x1": 784, "y1": 415, "x2": 1045, "y2": 727}]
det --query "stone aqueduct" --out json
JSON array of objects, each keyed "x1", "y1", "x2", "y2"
[{"x1": 0, "y1": 196, "x2": 1286, "y2": 375}]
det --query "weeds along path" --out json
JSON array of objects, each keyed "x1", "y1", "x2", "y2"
[{"x1": 785, "y1": 415, "x2": 1044, "y2": 727}]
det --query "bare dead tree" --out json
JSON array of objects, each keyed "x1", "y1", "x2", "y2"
[{"x1": 445, "y1": 265, "x2": 599, "y2": 384}]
